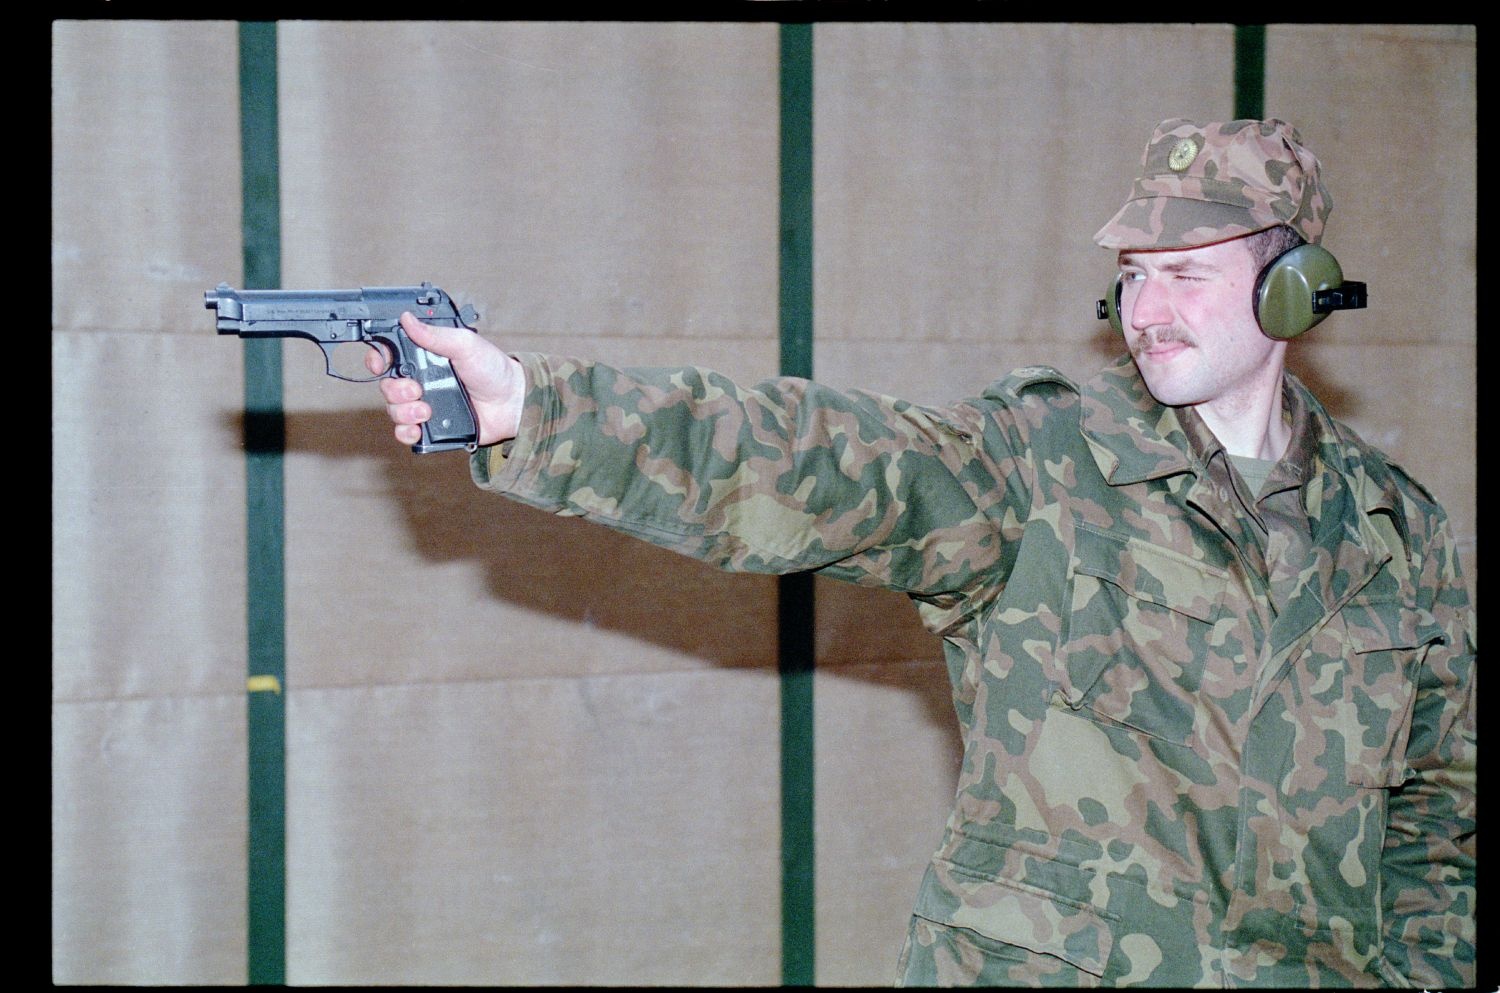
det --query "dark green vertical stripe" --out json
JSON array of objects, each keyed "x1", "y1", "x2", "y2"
[
  {"x1": 1234, "y1": 25, "x2": 1267, "y2": 120},
  {"x1": 238, "y1": 20, "x2": 286, "y2": 986},
  {"x1": 777, "y1": 21, "x2": 816, "y2": 988},
  {"x1": 779, "y1": 24, "x2": 814, "y2": 383},
  {"x1": 778, "y1": 572, "x2": 815, "y2": 989}
]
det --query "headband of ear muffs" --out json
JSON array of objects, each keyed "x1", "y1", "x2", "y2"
[{"x1": 1095, "y1": 243, "x2": 1367, "y2": 340}]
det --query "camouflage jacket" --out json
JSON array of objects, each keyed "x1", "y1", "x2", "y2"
[{"x1": 471, "y1": 352, "x2": 1476, "y2": 988}]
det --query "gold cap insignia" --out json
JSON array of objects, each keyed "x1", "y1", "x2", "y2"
[
  {"x1": 1164, "y1": 137, "x2": 1200, "y2": 172},
  {"x1": 1167, "y1": 137, "x2": 1199, "y2": 172}
]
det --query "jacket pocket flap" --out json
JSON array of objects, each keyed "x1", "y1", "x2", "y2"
[
  {"x1": 1341, "y1": 597, "x2": 1446, "y2": 654},
  {"x1": 913, "y1": 860, "x2": 1113, "y2": 978},
  {"x1": 1073, "y1": 524, "x2": 1228, "y2": 623}
]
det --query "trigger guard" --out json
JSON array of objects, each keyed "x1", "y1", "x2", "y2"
[{"x1": 320, "y1": 340, "x2": 389, "y2": 384}]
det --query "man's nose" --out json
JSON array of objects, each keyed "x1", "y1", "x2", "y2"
[{"x1": 1128, "y1": 276, "x2": 1172, "y2": 330}]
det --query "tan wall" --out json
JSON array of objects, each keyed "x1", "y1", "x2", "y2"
[
  {"x1": 52, "y1": 20, "x2": 1475, "y2": 985},
  {"x1": 53, "y1": 20, "x2": 249, "y2": 985}
]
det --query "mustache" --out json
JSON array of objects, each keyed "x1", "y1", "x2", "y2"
[{"x1": 1130, "y1": 328, "x2": 1195, "y2": 356}]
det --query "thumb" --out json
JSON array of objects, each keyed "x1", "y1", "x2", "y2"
[{"x1": 399, "y1": 310, "x2": 473, "y2": 362}]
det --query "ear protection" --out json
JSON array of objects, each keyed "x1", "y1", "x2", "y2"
[{"x1": 1095, "y1": 244, "x2": 1367, "y2": 340}]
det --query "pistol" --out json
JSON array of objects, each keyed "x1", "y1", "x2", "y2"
[{"x1": 206, "y1": 282, "x2": 480, "y2": 453}]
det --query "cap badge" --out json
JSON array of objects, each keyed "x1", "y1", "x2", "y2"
[{"x1": 1167, "y1": 137, "x2": 1199, "y2": 172}]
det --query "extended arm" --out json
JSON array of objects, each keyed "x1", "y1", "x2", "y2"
[{"x1": 376, "y1": 317, "x2": 1034, "y2": 604}]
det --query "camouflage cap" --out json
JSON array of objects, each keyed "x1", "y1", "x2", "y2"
[{"x1": 1094, "y1": 118, "x2": 1332, "y2": 250}]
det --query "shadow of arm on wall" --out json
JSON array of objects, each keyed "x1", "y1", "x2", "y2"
[{"x1": 224, "y1": 406, "x2": 961, "y2": 739}]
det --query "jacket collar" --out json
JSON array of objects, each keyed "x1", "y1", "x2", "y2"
[
  {"x1": 1078, "y1": 354, "x2": 1410, "y2": 559},
  {"x1": 1078, "y1": 354, "x2": 1214, "y2": 485}
]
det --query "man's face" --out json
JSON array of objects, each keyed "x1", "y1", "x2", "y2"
[{"x1": 1117, "y1": 237, "x2": 1285, "y2": 411}]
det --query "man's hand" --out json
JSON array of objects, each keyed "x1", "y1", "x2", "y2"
[{"x1": 367, "y1": 311, "x2": 526, "y2": 448}]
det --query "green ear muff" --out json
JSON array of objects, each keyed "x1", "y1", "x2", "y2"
[
  {"x1": 1095, "y1": 243, "x2": 1366, "y2": 340},
  {"x1": 1096, "y1": 273, "x2": 1124, "y2": 334},
  {"x1": 1254, "y1": 243, "x2": 1361, "y2": 340}
]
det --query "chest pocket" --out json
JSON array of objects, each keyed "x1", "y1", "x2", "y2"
[
  {"x1": 1056, "y1": 523, "x2": 1230, "y2": 745},
  {"x1": 1336, "y1": 596, "x2": 1446, "y2": 787}
]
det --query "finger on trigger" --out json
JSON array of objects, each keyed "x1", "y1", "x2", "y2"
[{"x1": 368, "y1": 339, "x2": 396, "y2": 374}]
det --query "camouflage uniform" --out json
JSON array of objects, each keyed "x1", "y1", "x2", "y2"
[{"x1": 464, "y1": 120, "x2": 1476, "y2": 986}]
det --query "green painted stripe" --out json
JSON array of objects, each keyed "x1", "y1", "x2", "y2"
[
  {"x1": 777, "y1": 22, "x2": 816, "y2": 987},
  {"x1": 1234, "y1": 25, "x2": 1267, "y2": 120},
  {"x1": 237, "y1": 20, "x2": 286, "y2": 986},
  {"x1": 777, "y1": 18, "x2": 817, "y2": 987},
  {"x1": 779, "y1": 23, "x2": 814, "y2": 383},
  {"x1": 778, "y1": 574, "x2": 816, "y2": 986}
]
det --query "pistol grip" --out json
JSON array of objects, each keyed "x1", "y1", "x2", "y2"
[{"x1": 393, "y1": 332, "x2": 479, "y2": 454}]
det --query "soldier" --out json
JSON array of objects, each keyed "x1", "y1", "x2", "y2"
[{"x1": 371, "y1": 119, "x2": 1475, "y2": 987}]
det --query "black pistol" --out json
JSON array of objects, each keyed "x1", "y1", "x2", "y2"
[{"x1": 206, "y1": 282, "x2": 480, "y2": 453}]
